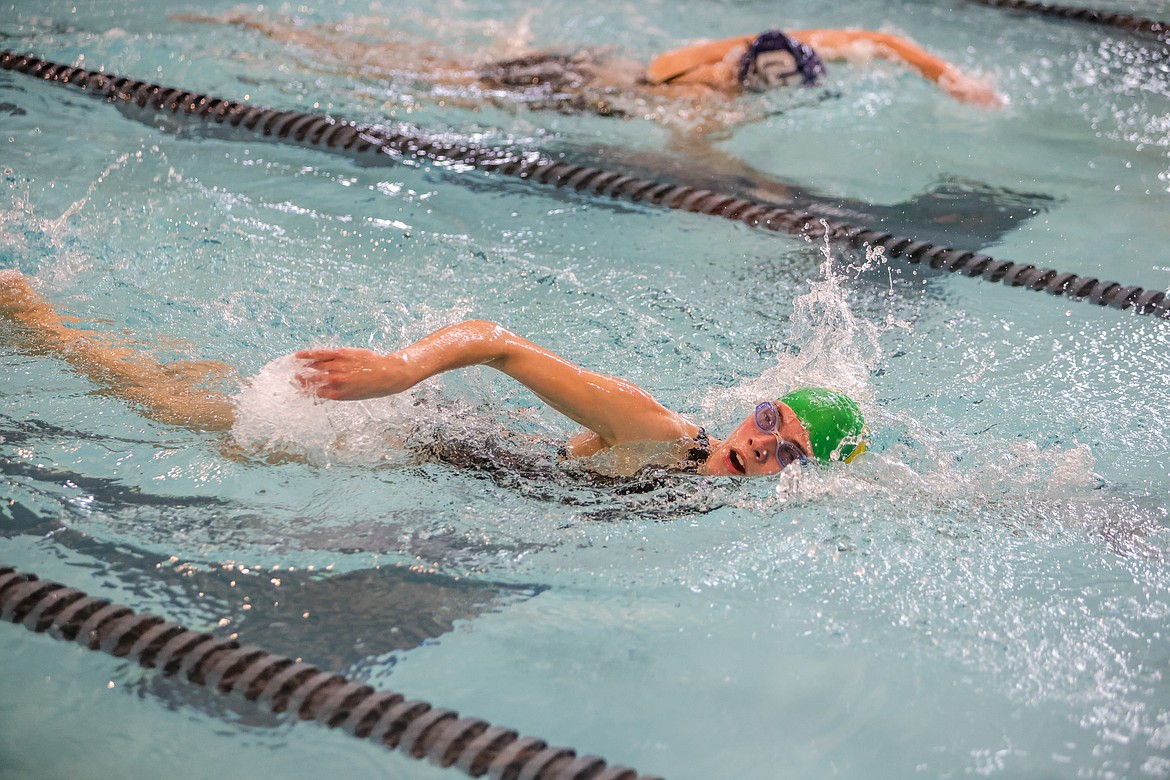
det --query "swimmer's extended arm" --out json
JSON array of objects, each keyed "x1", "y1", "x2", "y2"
[
  {"x1": 790, "y1": 29, "x2": 1003, "y2": 107},
  {"x1": 295, "y1": 321, "x2": 696, "y2": 448}
]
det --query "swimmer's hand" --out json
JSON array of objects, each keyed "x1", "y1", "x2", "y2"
[
  {"x1": 939, "y1": 68, "x2": 1005, "y2": 109},
  {"x1": 295, "y1": 348, "x2": 414, "y2": 400}
]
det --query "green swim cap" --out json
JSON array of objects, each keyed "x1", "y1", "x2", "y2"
[{"x1": 778, "y1": 388, "x2": 866, "y2": 464}]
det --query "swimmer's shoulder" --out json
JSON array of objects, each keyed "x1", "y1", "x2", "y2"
[{"x1": 644, "y1": 33, "x2": 755, "y2": 84}]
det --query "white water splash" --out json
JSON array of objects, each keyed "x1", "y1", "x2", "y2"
[
  {"x1": 0, "y1": 154, "x2": 136, "y2": 285},
  {"x1": 704, "y1": 237, "x2": 908, "y2": 417},
  {"x1": 229, "y1": 354, "x2": 421, "y2": 466},
  {"x1": 700, "y1": 237, "x2": 1110, "y2": 515}
]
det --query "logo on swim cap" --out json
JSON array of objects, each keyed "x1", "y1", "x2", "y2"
[
  {"x1": 739, "y1": 30, "x2": 825, "y2": 91},
  {"x1": 779, "y1": 388, "x2": 866, "y2": 464}
]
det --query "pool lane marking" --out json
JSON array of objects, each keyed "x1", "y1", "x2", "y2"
[
  {"x1": 967, "y1": 0, "x2": 1168, "y2": 40},
  {"x1": 0, "y1": 564, "x2": 663, "y2": 780}
]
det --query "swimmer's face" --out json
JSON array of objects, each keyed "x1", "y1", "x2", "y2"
[
  {"x1": 743, "y1": 49, "x2": 802, "y2": 91},
  {"x1": 704, "y1": 401, "x2": 812, "y2": 477}
]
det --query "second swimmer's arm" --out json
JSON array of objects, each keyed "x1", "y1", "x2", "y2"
[
  {"x1": 644, "y1": 34, "x2": 755, "y2": 87},
  {"x1": 792, "y1": 29, "x2": 1003, "y2": 107},
  {"x1": 295, "y1": 321, "x2": 694, "y2": 447}
]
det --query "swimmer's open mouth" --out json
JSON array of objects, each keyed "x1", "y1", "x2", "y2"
[{"x1": 728, "y1": 449, "x2": 747, "y2": 475}]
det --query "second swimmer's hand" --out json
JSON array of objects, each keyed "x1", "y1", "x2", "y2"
[
  {"x1": 294, "y1": 347, "x2": 414, "y2": 401},
  {"x1": 940, "y1": 68, "x2": 1005, "y2": 109}
]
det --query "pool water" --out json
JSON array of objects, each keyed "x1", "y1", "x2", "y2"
[{"x1": 2, "y1": 0, "x2": 1169, "y2": 778}]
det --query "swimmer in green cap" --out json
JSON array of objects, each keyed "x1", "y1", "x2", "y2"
[
  {"x1": 296, "y1": 325, "x2": 866, "y2": 477},
  {"x1": 1, "y1": 271, "x2": 865, "y2": 478},
  {"x1": 777, "y1": 388, "x2": 867, "y2": 464}
]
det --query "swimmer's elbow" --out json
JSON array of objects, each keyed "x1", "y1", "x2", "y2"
[
  {"x1": 459, "y1": 321, "x2": 553, "y2": 374},
  {"x1": 432, "y1": 319, "x2": 520, "y2": 368},
  {"x1": 458, "y1": 320, "x2": 513, "y2": 351},
  {"x1": 461, "y1": 318, "x2": 506, "y2": 333}
]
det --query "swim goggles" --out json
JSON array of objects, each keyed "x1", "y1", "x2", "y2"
[
  {"x1": 738, "y1": 30, "x2": 825, "y2": 91},
  {"x1": 753, "y1": 401, "x2": 809, "y2": 470}
]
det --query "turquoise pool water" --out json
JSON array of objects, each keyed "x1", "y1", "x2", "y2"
[{"x1": 2, "y1": 0, "x2": 1169, "y2": 777}]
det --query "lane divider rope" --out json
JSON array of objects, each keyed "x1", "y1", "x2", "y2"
[
  {"x1": 0, "y1": 564, "x2": 662, "y2": 780},
  {"x1": 2, "y1": 49, "x2": 1166, "y2": 319},
  {"x1": 966, "y1": 0, "x2": 1168, "y2": 38}
]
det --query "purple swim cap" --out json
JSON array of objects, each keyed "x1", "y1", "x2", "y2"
[{"x1": 738, "y1": 30, "x2": 825, "y2": 90}]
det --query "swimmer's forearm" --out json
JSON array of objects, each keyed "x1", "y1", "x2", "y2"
[
  {"x1": 794, "y1": 29, "x2": 1002, "y2": 107},
  {"x1": 296, "y1": 320, "x2": 514, "y2": 400},
  {"x1": 398, "y1": 319, "x2": 515, "y2": 384},
  {"x1": 300, "y1": 320, "x2": 601, "y2": 399}
]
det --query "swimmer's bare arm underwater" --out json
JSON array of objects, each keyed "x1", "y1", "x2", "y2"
[{"x1": 0, "y1": 271, "x2": 235, "y2": 432}]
